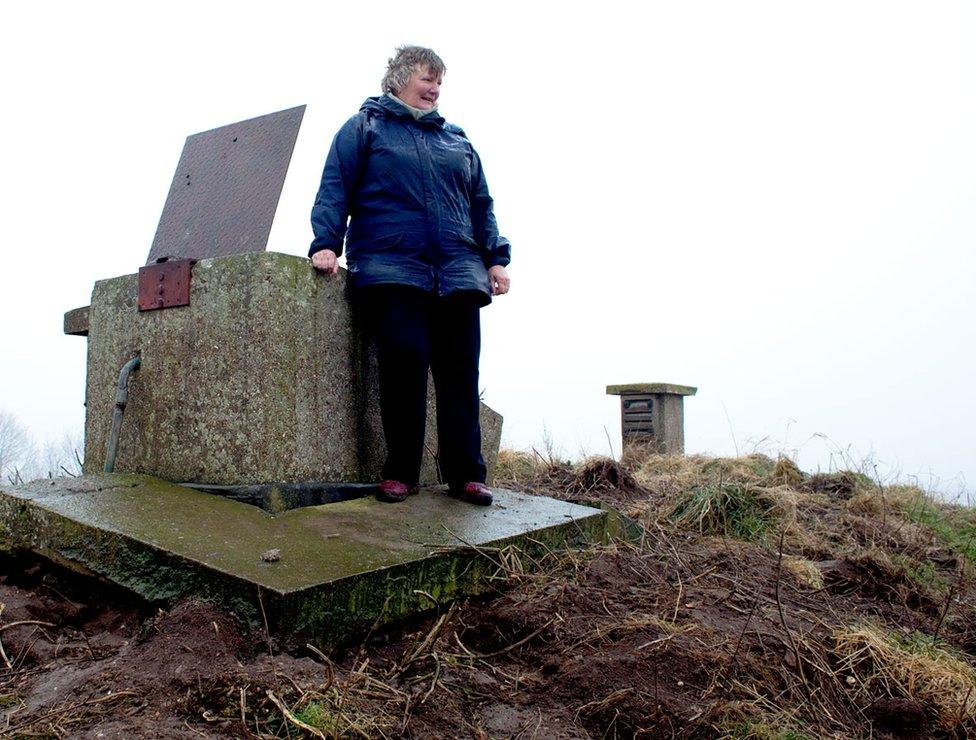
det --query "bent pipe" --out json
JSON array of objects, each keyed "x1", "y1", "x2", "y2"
[{"x1": 104, "y1": 353, "x2": 142, "y2": 473}]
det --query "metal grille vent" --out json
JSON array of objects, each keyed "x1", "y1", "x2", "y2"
[{"x1": 622, "y1": 396, "x2": 654, "y2": 437}]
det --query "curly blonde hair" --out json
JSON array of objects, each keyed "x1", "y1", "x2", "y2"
[{"x1": 381, "y1": 46, "x2": 446, "y2": 95}]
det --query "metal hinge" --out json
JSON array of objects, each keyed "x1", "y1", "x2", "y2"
[{"x1": 137, "y1": 258, "x2": 193, "y2": 311}]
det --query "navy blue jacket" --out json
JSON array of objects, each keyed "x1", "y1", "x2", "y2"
[{"x1": 309, "y1": 96, "x2": 511, "y2": 304}]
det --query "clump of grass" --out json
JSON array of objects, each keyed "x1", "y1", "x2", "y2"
[
  {"x1": 750, "y1": 456, "x2": 779, "y2": 478},
  {"x1": 771, "y1": 456, "x2": 805, "y2": 488},
  {"x1": 493, "y1": 450, "x2": 648, "y2": 516},
  {"x1": 567, "y1": 456, "x2": 642, "y2": 497},
  {"x1": 704, "y1": 454, "x2": 778, "y2": 480},
  {"x1": 632, "y1": 453, "x2": 775, "y2": 492},
  {"x1": 292, "y1": 701, "x2": 339, "y2": 734},
  {"x1": 885, "y1": 485, "x2": 976, "y2": 563},
  {"x1": 717, "y1": 701, "x2": 811, "y2": 740},
  {"x1": 889, "y1": 553, "x2": 948, "y2": 595},
  {"x1": 667, "y1": 481, "x2": 796, "y2": 544},
  {"x1": 285, "y1": 689, "x2": 400, "y2": 737},
  {"x1": 494, "y1": 448, "x2": 545, "y2": 486},
  {"x1": 805, "y1": 470, "x2": 874, "y2": 500},
  {"x1": 783, "y1": 557, "x2": 824, "y2": 589},
  {"x1": 833, "y1": 622, "x2": 976, "y2": 730},
  {"x1": 722, "y1": 722, "x2": 809, "y2": 740}
]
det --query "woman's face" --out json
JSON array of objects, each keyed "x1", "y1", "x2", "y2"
[{"x1": 397, "y1": 66, "x2": 442, "y2": 110}]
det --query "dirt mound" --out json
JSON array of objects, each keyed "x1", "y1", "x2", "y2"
[
  {"x1": 496, "y1": 453, "x2": 650, "y2": 512},
  {"x1": 0, "y1": 557, "x2": 332, "y2": 737}
]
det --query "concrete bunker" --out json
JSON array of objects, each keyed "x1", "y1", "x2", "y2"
[{"x1": 2, "y1": 106, "x2": 611, "y2": 648}]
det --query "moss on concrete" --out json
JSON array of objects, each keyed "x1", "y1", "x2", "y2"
[
  {"x1": 0, "y1": 474, "x2": 608, "y2": 648},
  {"x1": 606, "y1": 382, "x2": 698, "y2": 396}
]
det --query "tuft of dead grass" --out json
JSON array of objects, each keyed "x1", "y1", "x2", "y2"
[
  {"x1": 833, "y1": 621, "x2": 976, "y2": 730},
  {"x1": 783, "y1": 557, "x2": 824, "y2": 590},
  {"x1": 494, "y1": 449, "x2": 545, "y2": 487},
  {"x1": 771, "y1": 456, "x2": 806, "y2": 489},
  {"x1": 567, "y1": 456, "x2": 642, "y2": 497},
  {"x1": 805, "y1": 470, "x2": 874, "y2": 500},
  {"x1": 631, "y1": 453, "x2": 776, "y2": 493}
]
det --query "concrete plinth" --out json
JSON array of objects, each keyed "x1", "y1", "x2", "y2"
[
  {"x1": 606, "y1": 382, "x2": 697, "y2": 454},
  {"x1": 0, "y1": 476, "x2": 608, "y2": 647},
  {"x1": 79, "y1": 252, "x2": 501, "y2": 485}
]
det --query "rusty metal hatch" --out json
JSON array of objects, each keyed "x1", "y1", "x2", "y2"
[
  {"x1": 146, "y1": 105, "x2": 306, "y2": 264},
  {"x1": 138, "y1": 259, "x2": 193, "y2": 311}
]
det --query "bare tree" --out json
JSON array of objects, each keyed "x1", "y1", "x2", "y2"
[
  {"x1": 0, "y1": 411, "x2": 34, "y2": 483},
  {"x1": 38, "y1": 430, "x2": 84, "y2": 478}
]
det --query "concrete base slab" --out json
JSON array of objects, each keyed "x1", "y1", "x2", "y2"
[{"x1": 0, "y1": 475, "x2": 610, "y2": 647}]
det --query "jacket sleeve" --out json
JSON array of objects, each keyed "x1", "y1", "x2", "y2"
[
  {"x1": 309, "y1": 114, "x2": 369, "y2": 258},
  {"x1": 469, "y1": 146, "x2": 511, "y2": 268}
]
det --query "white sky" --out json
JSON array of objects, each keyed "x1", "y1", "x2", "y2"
[{"x1": 2, "y1": 1, "x2": 974, "y2": 497}]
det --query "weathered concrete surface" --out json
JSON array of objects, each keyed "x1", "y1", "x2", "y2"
[
  {"x1": 85, "y1": 252, "x2": 360, "y2": 484},
  {"x1": 606, "y1": 383, "x2": 698, "y2": 397},
  {"x1": 63, "y1": 306, "x2": 89, "y2": 336},
  {"x1": 0, "y1": 475, "x2": 609, "y2": 647},
  {"x1": 83, "y1": 251, "x2": 502, "y2": 484}
]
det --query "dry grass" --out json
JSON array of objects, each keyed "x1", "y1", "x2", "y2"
[
  {"x1": 630, "y1": 453, "x2": 777, "y2": 492},
  {"x1": 783, "y1": 557, "x2": 824, "y2": 589},
  {"x1": 770, "y1": 456, "x2": 806, "y2": 489},
  {"x1": 494, "y1": 448, "x2": 543, "y2": 487},
  {"x1": 833, "y1": 622, "x2": 976, "y2": 730},
  {"x1": 286, "y1": 665, "x2": 404, "y2": 738}
]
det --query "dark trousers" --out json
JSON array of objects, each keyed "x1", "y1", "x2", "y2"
[{"x1": 358, "y1": 286, "x2": 487, "y2": 487}]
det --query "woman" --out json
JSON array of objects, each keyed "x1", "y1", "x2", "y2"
[{"x1": 309, "y1": 46, "x2": 511, "y2": 506}]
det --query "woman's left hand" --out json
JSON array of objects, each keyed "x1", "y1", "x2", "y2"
[{"x1": 488, "y1": 265, "x2": 510, "y2": 296}]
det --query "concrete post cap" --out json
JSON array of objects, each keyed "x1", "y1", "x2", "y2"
[
  {"x1": 606, "y1": 383, "x2": 698, "y2": 397},
  {"x1": 64, "y1": 306, "x2": 90, "y2": 337}
]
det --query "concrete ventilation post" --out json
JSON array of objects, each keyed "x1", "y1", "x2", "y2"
[{"x1": 606, "y1": 383, "x2": 698, "y2": 455}]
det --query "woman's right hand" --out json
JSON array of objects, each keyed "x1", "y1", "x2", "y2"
[{"x1": 311, "y1": 249, "x2": 338, "y2": 274}]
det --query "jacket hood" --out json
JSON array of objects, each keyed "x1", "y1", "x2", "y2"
[{"x1": 360, "y1": 96, "x2": 445, "y2": 126}]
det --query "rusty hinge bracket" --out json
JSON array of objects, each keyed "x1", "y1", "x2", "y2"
[{"x1": 138, "y1": 258, "x2": 193, "y2": 311}]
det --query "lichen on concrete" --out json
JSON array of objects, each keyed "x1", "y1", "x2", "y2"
[{"x1": 82, "y1": 251, "x2": 502, "y2": 486}]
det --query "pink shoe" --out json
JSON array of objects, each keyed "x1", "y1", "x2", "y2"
[
  {"x1": 449, "y1": 482, "x2": 493, "y2": 506},
  {"x1": 376, "y1": 480, "x2": 416, "y2": 503}
]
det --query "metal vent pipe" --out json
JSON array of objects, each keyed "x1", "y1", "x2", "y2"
[{"x1": 104, "y1": 353, "x2": 142, "y2": 473}]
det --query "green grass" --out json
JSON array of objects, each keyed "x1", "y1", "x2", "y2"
[
  {"x1": 292, "y1": 701, "x2": 340, "y2": 733},
  {"x1": 745, "y1": 455, "x2": 777, "y2": 478},
  {"x1": 283, "y1": 697, "x2": 394, "y2": 737},
  {"x1": 669, "y1": 482, "x2": 780, "y2": 544},
  {"x1": 889, "y1": 553, "x2": 948, "y2": 594},
  {"x1": 724, "y1": 721, "x2": 809, "y2": 740},
  {"x1": 898, "y1": 495, "x2": 976, "y2": 563},
  {"x1": 0, "y1": 693, "x2": 21, "y2": 710},
  {"x1": 893, "y1": 628, "x2": 973, "y2": 666}
]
